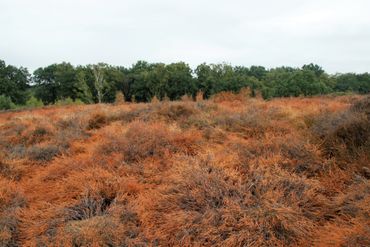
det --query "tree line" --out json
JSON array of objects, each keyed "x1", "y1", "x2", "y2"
[{"x1": 1, "y1": 59, "x2": 370, "y2": 109}]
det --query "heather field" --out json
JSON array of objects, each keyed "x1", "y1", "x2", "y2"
[{"x1": 0, "y1": 93, "x2": 369, "y2": 246}]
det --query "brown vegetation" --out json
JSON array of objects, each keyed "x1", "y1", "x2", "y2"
[{"x1": 0, "y1": 93, "x2": 369, "y2": 246}]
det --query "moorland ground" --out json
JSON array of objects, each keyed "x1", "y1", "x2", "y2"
[{"x1": 0, "y1": 92, "x2": 369, "y2": 246}]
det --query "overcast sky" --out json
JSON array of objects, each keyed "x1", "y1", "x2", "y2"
[{"x1": 1, "y1": 0, "x2": 369, "y2": 73}]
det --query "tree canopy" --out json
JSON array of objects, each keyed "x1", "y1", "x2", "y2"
[{"x1": 1, "y1": 59, "x2": 369, "y2": 109}]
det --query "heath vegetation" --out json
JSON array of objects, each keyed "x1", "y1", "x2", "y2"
[{"x1": 0, "y1": 92, "x2": 369, "y2": 246}]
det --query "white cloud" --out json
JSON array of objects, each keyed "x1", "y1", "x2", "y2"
[{"x1": 1, "y1": 0, "x2": 369, "y2": 73}]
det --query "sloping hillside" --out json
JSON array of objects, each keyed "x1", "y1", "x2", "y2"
[{"x1": 0, "y1": 94, "x2": 369, "y2": 246}]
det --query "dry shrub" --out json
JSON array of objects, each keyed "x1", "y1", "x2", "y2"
[
  {"x1": 60, "y1": 204, "x2": 146, "y2": 246},
  {"x1": 7, "y1": 145, "x2": 27, "y2": 160},
  {"x1": 87, "y1": 112, "x2": 108, "y2": 130},
  {"x1": 178, "y1": 103, "x2": 218, "y2": 130},
  {"x1": 211, "y1": 89, "x2": 251, "y2": 103},
  {"x1": 156, "y1": 102, "x2": 198, "y2": 121},
  {"x1": 202, "y1": 127, "x2": 226, "y2": 143},
  {"x1": 316, "y1": 220, "x2": 370, "y2": 247},
  {"x1": 213, "y1": 108, "x2": 276, "y2": 137},
  {"x1": 0, "y1": 181, "x2": 26, "y2": 247},
  {"x1": 114, "y1": 91, "x2": 125, "y2": 105},
  {"x1": 0, "y1": 120, "x2": 44, "y2": 150},
  {"x1": 122, "y1": 122, "x2": 173, "y2": 163},
  {"x1": 181, "y1": 94, "x2": 193, "y2": 102},
  {"x1": 0, "y1": 159, "x2": 21, "y2": 181},
  {"x1": 211, "y1": 88, "x2": 256, "y2": 104},
  {"x1": 0, "y1": 120, "x2": 27, "y2": 147},
  {"x1": 151, "y1": 95, "x2": 160, "y2": 104},
  {"x1": 228, "y1": 142, "x2": 257, "y2": 175},
  {"x1": 97, "y1": 122, "x2": 201, "y2": 163},
  {"x1": 0, "y1": 114, "x2": 89, "y2": 163},
  {"x1": 181, "y1": 115, "x2": 211, "y2": 130},
  {"x1": 106, "y1": 104, "x2": 158, "y2": 123},
  {"x1": 56, "y1": 213, "x2": 147, "y2": 247},
  {"x1": 333, "y1": 182, "x2": 369, "y2": 220},
  {"x1": 56, "y1": 194, "x2": 146, "y2": 246},
  {"x1": 138, "y1": 159, "x2": 326, "y2": 246},
  {"x1": 228, "y1": 136, "x2": 324, "y2": 178},
  {"x1": 212, "y1": 91, "x2": 241, "y2": 103},
  {"x1": 311, "y1": 96, "x2": 370, "y2": 168},
  {"x1": 279, "y1": 139, "x2": 324, "y2": 177},
  {"x1": 1, "y1": 95, "x2": 369, "y2": 246},
  {"x1": 316, "y1": 181, "x2": 370, "y2": 246},
  {"x1": 101, "y1": 108, "x2": 142, "y2": 123},
  {"x1": 55, "y1": 116, "x2": 90, "y2": 150},
  {"x1": 28, "y1": 144, "x2": 61, "y2": 163},
  {"x1": 24, "y1": 126, "x2": 53, "y2": 145},
  {"x1": 313, "y1": 111, "x2": 369, "y2": 156},
  {"x1": 22, "y1": 168, "x2": 121, "y2": 245},
  {"x1": 56, "y1": 116, "x2": 83, "y2": 130},
  {"x1": 195, "y1": 91, "x2": 204, "y2": 102},
  {"x1": 240, "y1": 87, "x2": 253, "y2": 98},
  {"x1": 351, "y1": 95, "x2": 370, "y2": 118},
  {"x1": 195, "y1": 101, "x2": 218, "y2": 112},
  {"x1": 254, "y1": 89, "x2": 263, "y2": 99},
  {"x1": 31, "y1": 168, "x2": 148, "y2": 247},
  {"x1": 64, "y1": 192, "x2": 115, "y2": 222},
  {"x1": 61, "y1": 216, "x2": 117, "y2": 247}
]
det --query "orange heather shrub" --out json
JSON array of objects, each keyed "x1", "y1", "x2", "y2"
[{"x1": 0, "y1": 94, "x2": 369, "y2": 246}]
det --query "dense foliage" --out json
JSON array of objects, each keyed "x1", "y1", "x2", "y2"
[
  {"x1": 1, "y1": 59, "x2": 370, "y2": 109},
  {"x1": 0, "y1": 60, "x2": 30, "y2": 106}
]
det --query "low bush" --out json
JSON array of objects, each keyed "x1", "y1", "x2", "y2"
[
  {"x1": 181, "y1": 115, "x2": 211, "y2": 130},
  {"x1": 311, "y1": 97, "x2": 370, "y2": 161},
  {"x1": 1, "y1": 94, "x2": 369, "y2": 246},
  {"x1": 97, "y1": 122, "x2": 201, "y2": 163},
  {"x1": 180, "y1": 94, "x2": 193, "y2": 102},
  {"x1": 0, "y1": 181, "x2": 27, "y2": 247},
  {"x1": 65, "y1": 192, "x2": 115, "y2": 221},
  {"x1": 107, "y1": 105, "x2": 154, "y2": 123},
  {"x1": 123, "y1": 123, "x2": 182, "y2": 163},
  {"x1": 55, "y1": 97, "x2": 74, "y2": 106},
  {"x1": 156, "y1": 102, "x2": 197, "y2": 121},
  {"x1": 7, "y1": 145, "x2": 27, "y2": 160},
  {"x1": 26, "y1": 126, "x2": 52, "y2": 145},
  {"x1": 28, "y1": 145, "x2": 61, "y2": 162},
  {"x1": 87, "y1": 112, "x2": 108, "y2": 130},
  {"x1": 279, "y1": 139, "x2": 323, "y2": 177},
  {"x1": 195, "y1": 91, "x2": 204, "y2": 102},
  {"x1": 0, "y1": 95, "x2": 16, "y2": 110},
  {"x1": 25, "y1": 96, "x2": 44, "y2": 108},
  {"x1": 316, "y1": 181, "x2": 370, "y2": 246},
  {"x1": 0, "y1": 121, "x2": 27, "y2": 146},
  {"x1": 114, "y1": 91, "x2": 125, "y2": 105},
  {"x1": 138, "y1": 160, "x2": 326, "y2": 246},
  {"x1": 213, "y1": 108, "x2": 272, "y2": 137},
  {"x1": 0, "y1": 160, "x2": 21, "y2": 181},
  {"x1": 351, "y1": 95, "x2": 370, "y2": 118},
  {"x1": 55, "y1": 121, "x2": 90, "y2": 153}
]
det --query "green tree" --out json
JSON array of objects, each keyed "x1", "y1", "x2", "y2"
[
  {"x1": 302, "y1": 63, "x2": 325, "y2": 77},
  {"x1": 129, "y1": 61, "x2": 161, "y2": 102},
  {"x1": 33, "y1": 64, "x2": 59, "y2": 104},
  {"x1": 195, "y1": 63, "x2": 214, "y2": 98},
  {"x1": 165, "y1": 62, "x2": 195, "y2": 100},
  {"x1": 0, "y1": 60, "x2": 30, "y2": 105},
  {"x1": 248, "y1": 65, "x2": 267, "y2": 80},
  {"x1": 334, "y1": 73, "x2": 370, "y2": 94},
  {"x1": 34, "y1": 63, "x2": 93, "y2": 104},
  {"x1": 74, "y1": 67, "x2": 93, "y2": 103}
]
